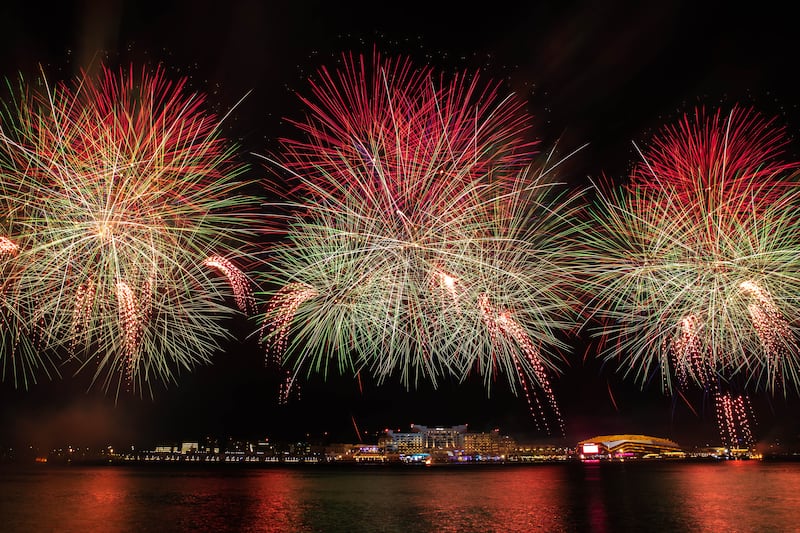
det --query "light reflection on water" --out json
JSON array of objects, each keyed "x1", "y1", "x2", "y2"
[{"x1": 1, "y1": 461, "x2": 799, "y2": 532}]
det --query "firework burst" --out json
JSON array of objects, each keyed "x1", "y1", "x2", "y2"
[
  {"x1": 258, "y1": 50, "x2": 586, "y2": 431},
  {"x1": 0, "y1": 64, "x2": 259, "y2": 393},
  {"x1": 584, "y1": 105, "x2": 800, "y2": 444}
]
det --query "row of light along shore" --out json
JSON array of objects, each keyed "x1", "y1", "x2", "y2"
[{"x1": 26, "y1": 425, "x2": 769, "y2": 465}]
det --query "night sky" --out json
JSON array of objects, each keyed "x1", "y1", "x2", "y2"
[{"x1": 0, "y1": 0, "x2": 799, "y2": 450}]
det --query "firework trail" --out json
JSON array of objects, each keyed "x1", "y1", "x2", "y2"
[
  {"x1": 258, "y1": 50, "x2": 586, "y2": 431},
  {"x1": 0, "y1": 64, "x2": 258, "y2": 393},
  {"x1": 478, "y1": 294, "x2": 564, "y2": 435},
  {"x1": 204, "y1": 255, "x2": 256, "y2": 314},
  {"x1": 262, "y1": 282, "x2": 317, "y2": 404},
  {"x1": 115, "y1": 280, "x2": 141, "y2": 382},
  {"x1": 584, "y1": 105, "x2": 800, "y2": 445},
  {"x1": 672, "y1": 313, "x2": 755, "y2": 448},
  {"x1": 71, "y1": 280, "x2": 95, "y2": 352}
]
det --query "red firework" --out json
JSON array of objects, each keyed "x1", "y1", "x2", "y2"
[
  {"x1": 630, "y1": 105, "x2": 797, "y2": 202},
  {"x1": 626, "y1": 106, "x2": 797, "y2": 262},
  {"x1": 259, "y1": 48, "x2": 577, "y2": 431},
  {"x1": 272, "y1": 48, "x2": 538, "y2": 214},
  {"x1": 585, "y1": 104, "x2": 800, "y2": 448}
]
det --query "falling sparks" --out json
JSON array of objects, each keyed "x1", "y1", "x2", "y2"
[
  {"x1": 715, "y1": 391, "x2": 755, "y2": 449},
  {"x1": 479, "y1": 294, "x2": 565, "y2": 436},
  {"x1": 70, "y1": 281, "x2": 96, "y2": 353},
  {"x1": 672, "y1": 314, "x2": 706, "y2": 390},
  {"x1": 740, "y1": 280, "x2": 795, "y2": 389},
  {"x1": 262, "y1": 282, "x2": 318, "y2": 404},
  {"x1": 115, "y1": 281, "x2": 141, "y2": 385},
  {"x1": 670, "y1": 314, "x2": 755, "y2": 448},
  {"x1": 263, "y1": 282, "x2": 319, "y2": 361},
  {"x1": 437, "y1": 271, "x2": 457, "y2": 293},
  {"x1": 433, "y1": 269, "x2": 460, "y2": 309},
  {"x1": 204, "y1": 255, "x2": 255, "y2": 314}
]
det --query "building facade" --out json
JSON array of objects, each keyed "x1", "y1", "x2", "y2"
[{"x1": 577, "y1": 434, "x2": 685, "y2": 459}]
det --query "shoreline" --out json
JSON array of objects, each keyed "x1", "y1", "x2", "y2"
[{"x1": 6, "y1": 454, "x2": 797, "y2": 469}]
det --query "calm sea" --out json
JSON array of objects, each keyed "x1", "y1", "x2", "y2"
[{"x1": 1, "y1": 461, "x2": 799, "y2": 532}]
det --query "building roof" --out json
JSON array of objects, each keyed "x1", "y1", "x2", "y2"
[{"x1": 577, "y1": 434, "x2": 682, "y2": 450}]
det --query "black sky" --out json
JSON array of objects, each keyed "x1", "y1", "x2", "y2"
[{"x1": 0, "y1": 0, "x2": 799, "y2": 450}]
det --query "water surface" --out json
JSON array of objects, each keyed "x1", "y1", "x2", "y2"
[{"x1": 2, "y1": 461, "x2": 798, "y2": 532}]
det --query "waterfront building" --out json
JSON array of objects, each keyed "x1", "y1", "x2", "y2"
[
  {"x1": 380, "y1": 425, "x2": 522, "y2": 462},
  {"x1": 511, "y1": 443, "x2": 570, "y2": 462},
  {"x1": 154, "y1": 445, "x2": 177, "y2": 454},
  {"x1": 180, "y1": 442, "x2": 199, "y2": 454},
  {"x1": 463, "y1": 429, "x2": 501, "y2": 456},
  {"x1": 577, "y1": 434, "x2": 685, "y2": 460},
  {"x1": 380, "y1": 430, "x2": 425, "y2": 454},
  {"x1": 354, "y1": 445, "x2": 388, "y2": 462},
  {"x1": 411, "y1": 424, "x2": 468, "y2": 450}
]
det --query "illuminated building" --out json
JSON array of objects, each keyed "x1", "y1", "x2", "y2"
[
  {"x1": 380, "y1": 430, "x2": 425, "y2": 454},
  {"x1": 180, "y1": 442, "x2": 199, "y2": 454},
  {"x1": 511, "y1": 444, "x2": 569, "y2": 462},
  {"x1": 154, "y1": 445, "x2": 177, "y2": 454},
  {"x1": 381, "y1": 424, "x2": 469, "y2": 454},
  {"x1": 463, "y1": 429, "x2": 501, "y2": 456},
  {"x1": 354, "y1": 445, "x2": 387, "y2": 462},
  {"x1": 577, "y1": 434, "x2": 685, "y2": 460},
  {"x1": 411, "y1": 424, "x2": 468, "y2": 450}
]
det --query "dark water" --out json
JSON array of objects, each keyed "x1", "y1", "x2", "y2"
[{"x1": 2, "y1": 461, "x2": 799, "y2": 532}]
